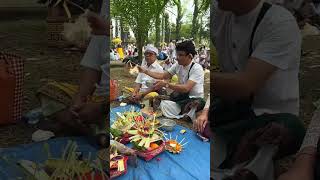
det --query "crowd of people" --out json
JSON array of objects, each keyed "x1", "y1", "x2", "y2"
[{"x1": 110, "y1": 39, "x2": 210, "y2": 71}]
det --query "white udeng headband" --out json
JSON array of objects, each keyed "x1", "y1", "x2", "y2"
[{"x1": 145, "y1": 46, "x2": 159, "y2": 55}]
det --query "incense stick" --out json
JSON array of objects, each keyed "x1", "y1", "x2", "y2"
[
  {"x1": 181, "y1": 141, "x2": 189, "y2": 146},
  {"x1": 179, "y1": 138, "x2": 185, "y2": 144},
  {"x1": 66, "y1": 0, "x2": 86, "y2": 12}
]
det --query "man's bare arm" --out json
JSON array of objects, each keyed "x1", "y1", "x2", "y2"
[
  {"x1": 138, "y1": 66, "x2": 172, "y2": 80},
  {"x1": 77, "y1": 67, "x2": 101, "y2": 100}
]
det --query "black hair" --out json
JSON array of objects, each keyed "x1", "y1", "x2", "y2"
[{"x1": 176, "y1": 40, "x2": 197, "y2": 57}]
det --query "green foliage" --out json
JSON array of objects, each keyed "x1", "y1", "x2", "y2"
[
  {"x1": 180, "y1": 24, "x2": 192, "y2": 39},
  {"x1": 111, "y1": 0, "x2": 169, "y2": 60}
]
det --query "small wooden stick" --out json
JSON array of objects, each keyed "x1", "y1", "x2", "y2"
[
  {"x1": 66, "y1": 0, "x2": 86, "y2": 12},
  {"x1": 179, "y1": 138, "x2": 185, "y2": 144},
  {"x1": 181, "y1": 141, "x2": 189, "y2": 146},
  {"x1": 163, "y1": 135, "x2": 168, "y2": 140}
]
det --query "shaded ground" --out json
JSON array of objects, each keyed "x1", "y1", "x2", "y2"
[{"x1": 0, "y1": 19, "x2": 83, "y2": 147}]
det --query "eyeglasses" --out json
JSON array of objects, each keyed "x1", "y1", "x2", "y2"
[{"x1": 176, "y1": 53, "x2": 189, "y2": 57}]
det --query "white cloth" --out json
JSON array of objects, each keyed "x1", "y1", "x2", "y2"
[
  {"x1": 204, "y1": 94, "x2": 210, "y2": 109},
  {"x1": 94, "y1": 63, "x2": 108, "y2": 96},
  {"x1": 32, "y1": 130, "x2": 55, "y2": 142},
  {"x1": 266, "y1": 0, "x2": 304, "y2": 13},
  {"x1": 213, "y1": 134, "x2": 278, "y2": 180},
  {"x1": 300, "y1": 109, "x2": 320, "y2": 150},
  {"x1": 167, "y1": 62, "x2": 204, "y2": 98},
  {"x1": 135, "y1": 61, "x2": 163, "y2": 93},
  {"x1": 160, "y1": 100, "x2": 197, "y2": 121},
  {"x1": 163, "y1": 63, "x2": 172, "y2": 71},
  {"x1": 80, "y1": 35, "x2": 108, "y2": 71},
  {"x1": 213, "y1": 0, "x2": 301, "y2": 116},
  {"x1": 145, "y1": 45, "x2": 159, "y2": 55},
  {"x1": 80, "y1": 0, "x2": 108, "y2": 71}
]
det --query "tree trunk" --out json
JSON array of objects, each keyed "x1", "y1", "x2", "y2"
[
  {"x1": 191, "y1": 0, "x2": 199, "y2": 41},
  {"x1": 136, "y1": 32, "x2": 144, "y2": 63},
  {"x1": 198, "y1": 16, "x2": 203, "y2": 45},
  {"x1": 115, "y1": 19, "x2": 119, "y2": 37},
  {"x1": 164, "y1": 13, "x2": 170, "y2": 44},
  {"x1": 155, "y1": 16, "x2": 161, "y2": 47},
  {"x1": 120, "y1": 19, "x2": 125, "y2": 44},
  {"x1": 176, "y1": 1, "x2": 182, "y2": 40},
  {"x1": 161, "y1": 13, "x2": 165, "y2": 44}
]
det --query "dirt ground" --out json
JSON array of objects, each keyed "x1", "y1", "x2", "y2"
[
  {"x1": 0, "y1": 19, "x2": 83, "y2": 147},
  {"x1": 1, "y1": 17, "x2": 320, "y2": 176}
]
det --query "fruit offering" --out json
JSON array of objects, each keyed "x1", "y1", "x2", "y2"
[{"x1": 127, "y1": 115, "x2": 164, "y2": 152}]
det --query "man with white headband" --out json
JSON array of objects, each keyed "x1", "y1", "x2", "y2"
[{"x1": 127, "y1": 45, "x2": 164, "y2": 103}]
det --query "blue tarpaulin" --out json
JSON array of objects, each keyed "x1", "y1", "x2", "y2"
[
  {"x1": 111, "y1": 105, "x2": 210, "y2": 180},
  {"x1": 0, "y1": 137, "x2": 98, "y2": 180}
]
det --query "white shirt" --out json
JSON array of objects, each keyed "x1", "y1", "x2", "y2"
[
  {"x1": 80, "y1": 0, "x2": 108, "y2": 71},
  {"x1": 213, "y1": 0, "x2": 301, "y2": 116},
  {"x1": 163, "y1": 63, "x2": 172, "y2": 71},
  {"x1": 204, "y1": 94, "x2": 210, "y2": 109},
  {"x1": 135, "y1": 61, "x2": 163, "y2": 93},
  {"x1": 300, "y1": 109, "x2": 320, "y2": 150},
  {"x1": 167, "y1": 62, "x2": 204, "y2": 98}
]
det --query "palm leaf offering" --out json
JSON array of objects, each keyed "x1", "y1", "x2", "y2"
[
  {"x1": 163, "y1": 134, "x2": 189, "y2": 154},
  {"x1": 11, "y1": 141, "x2": 108, "y2": 180}
]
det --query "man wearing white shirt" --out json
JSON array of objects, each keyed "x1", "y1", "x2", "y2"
[
  {"x1": 211, "y1": 0, "x2": 306, "y2": 179},
  {"x1": 130, "y1": 45, "x2": 164, "y2": 103},
  {"x1": 162, "y1": 58, "x2": 173, "y2": 71}
]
